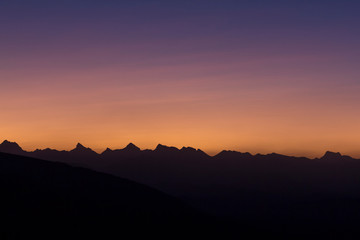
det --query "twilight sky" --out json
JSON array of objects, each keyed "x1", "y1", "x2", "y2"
[{"x1": 1, "y1": 0, "x2": 359, "y2": 157}]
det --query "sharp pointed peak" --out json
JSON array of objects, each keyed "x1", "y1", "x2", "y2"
[
  {"x1": 101, "y1": 147, "x2": 113, "y2": 154},
  {"x1": 71, "y1": 143, "x2": 96, "y2": 154},
  {"x1": 76, "y1": 143, "x2": 86, "y2": 148},
  {"x1": 126, "y1": 142, "x2": 139, "y2": 148},
  {"x1": 123, "y1": 143, "x2": 140, "y2": 151},
  {"x1": 155, "y1": 143, "x2": 165, "y2": 148}
]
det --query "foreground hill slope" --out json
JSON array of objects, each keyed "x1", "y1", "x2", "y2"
[{"x1": 0, "y1": 152, "x2": 220, "y2": 240}]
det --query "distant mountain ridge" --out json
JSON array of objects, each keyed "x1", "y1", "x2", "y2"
[
  {"x1": 2, "y1": 140, "x2": 360, "y2": 239},
  {"x1": 0, "y1": 140, "x2": 357, "y2": 161}
]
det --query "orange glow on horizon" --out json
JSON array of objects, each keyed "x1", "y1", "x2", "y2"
[{"x1": 1, "y1": 72, "x2": 359, "y2": 158}]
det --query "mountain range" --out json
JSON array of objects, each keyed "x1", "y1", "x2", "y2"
[
  {"x1": 2, "y1": 140, "x2": 360, "y2": 239},
  {"x1": 0, "y1": 140, "x2": 357, "y2": 163}
]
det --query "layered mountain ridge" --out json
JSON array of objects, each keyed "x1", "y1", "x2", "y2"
[
  {"x1": 0, "y1": 140, "x2": 356, "y2": 161},
  {"x1": 2, "y1": 140, "x2": 360, "y2": 239}
]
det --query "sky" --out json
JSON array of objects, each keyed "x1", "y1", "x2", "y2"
[{"x1": 1, "y1": 0, "x2": 359, "y2": 157}]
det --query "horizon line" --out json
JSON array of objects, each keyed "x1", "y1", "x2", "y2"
[{"x1": 0, "y1": 139, "x2": 356, "y2": 160}]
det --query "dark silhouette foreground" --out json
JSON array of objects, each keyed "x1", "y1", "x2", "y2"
[
  {"x1": 2, "y1": 141, "x2": 360, "y2": 239},
  {"x1": 0, "y1": 152, "x2": 237, "y2": 240}
]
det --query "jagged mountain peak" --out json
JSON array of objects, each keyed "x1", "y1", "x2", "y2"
[
  {"x1": 1, "y1": 140, "x2": 358, "y2": 161},
  {"x1": 71, "y1": 143, "x2": 96, "y2": 154},
  {"x1": 76, "y1": 143, "x2": 86, "y2": 149},
  {"x1": 100, "y1": 147, "x2": 113, "y2": 155},
  {"x1": 321, "y1": 151, "x2": 342, "y2": 160},
  {"x1": 1, "y1": 140, "x2": 22, "y2": 147},
  {"x1": 155, "y1": 144, "x2": 179, "y2": 152},
  {"x1": 181, "y1": 146, "x2": 196, "y2": 152},
  {"x1": 0, "y1": 140, "x2": 23, "y2": 153},
  {"x1": 124, "y1": 143, "x2": 140, "y2": 151}
]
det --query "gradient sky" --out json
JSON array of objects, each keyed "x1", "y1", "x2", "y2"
[{"x1": 1, "y1": 0, "x2": 359, "y2": 157}]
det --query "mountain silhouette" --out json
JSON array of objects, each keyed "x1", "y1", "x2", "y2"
[
  {"x1": 2, "y1": 140, "x2": 360, "y2": 239},
  {"x1": 0, "y1": 151, "x2": 233, "y2": 240},
  {"x1": 0, "y1": 140, "x2": 23, "y2": 155},
  {"x1": 123, "y1": 142, "x2": 141, "y2": 152},
  {"x1": 70, "y1": 142, "x2": 98, "y2": 155},
  {"x1": 215, "y1": 150, "x2": 253, "y2": 160},
  {"x1": 1, "y1": 139, "x2": 357, "y2": 162},
  {"x1": 101, "y1": 143, "x2": 142, "y2": 160},
  {"x1": 154, "y1": 144, "x2": 181, "y2": 154},
  {"x1": 320, "y1": 151, "x2": 355, "y2": 161}
]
